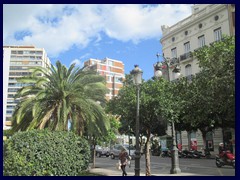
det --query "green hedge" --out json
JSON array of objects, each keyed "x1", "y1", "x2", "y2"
[{"x1": 3, "y1": 129, "x2": 90, "y2": 176}]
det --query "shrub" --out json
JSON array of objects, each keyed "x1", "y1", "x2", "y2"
[{"x1": 3, "y1": 129, "x2": 90, "y2": 176}]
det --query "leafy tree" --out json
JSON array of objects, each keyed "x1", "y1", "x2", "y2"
[
  {"x1": 179, "y1": 35, "x2": 235, "y2": 147},
  {"x1": 173, "y1": 76, "x2": 200, "y2": 132},
  {"x1": 107, "y1": 78, "x2": 169, "y2": 176},
  {"x1": 192, "y1": 36, "x2": 235, "y2": 130},
  {"x1": 11, "y1": 61, "x2": 109, "y2": 137}
]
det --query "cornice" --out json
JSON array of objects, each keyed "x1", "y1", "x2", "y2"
[{"x1": 161, "y1": 4, "x2": 227, "y2": 42}]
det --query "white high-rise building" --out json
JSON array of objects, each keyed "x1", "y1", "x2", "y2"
[{"x1": 3, "y1": 45, "x2": 51, "y2": 130}]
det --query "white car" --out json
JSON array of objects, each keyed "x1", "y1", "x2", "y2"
[
  {"x1": 110, "y1": 144, "x2": 135, "y2": 160},
  {"x1": 95, "y1": 145, "x2": 110, "y2": 157}
]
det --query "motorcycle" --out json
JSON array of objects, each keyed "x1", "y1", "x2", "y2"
[{"x1": 216, "y1": 150, "x2": 235, "y2": 168}]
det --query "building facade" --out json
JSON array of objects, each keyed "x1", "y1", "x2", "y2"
[
  {"x1": 3, "y1": 45, "x2": 51, "y2": 130},
  {"x1": 159, "y1": 4, "x2": 235, "y2": 153},
  {"x1": 83, "y1": 57, "x2": 125, "y2": 100}
]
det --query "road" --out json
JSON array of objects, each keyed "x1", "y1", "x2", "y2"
[{"x1": 92, "y1": 155, "x2": 235, "y2": 176}]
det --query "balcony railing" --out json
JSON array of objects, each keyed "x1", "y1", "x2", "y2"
[{"x1": 180, "y1": 52, "x2": 192, "y2": 61}]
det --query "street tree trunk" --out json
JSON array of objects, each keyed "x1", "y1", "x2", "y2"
[
  {"x1": 200, "y1": 128, "x2": 208, "y2": 149},
  {"x1": 145, "y1": 128, "x2": 151, "y2": 176}
]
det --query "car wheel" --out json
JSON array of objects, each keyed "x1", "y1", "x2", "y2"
[{"x1": 98, "y1": 153, "x2": 101, "y2": 157}]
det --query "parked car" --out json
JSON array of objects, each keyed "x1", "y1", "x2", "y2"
[
  {"x1": 95, "y1": 145, "x2": 110, "y2": 157},
  {"x1": 110, "y1": 144, "x2": 136, "y2": 160}
]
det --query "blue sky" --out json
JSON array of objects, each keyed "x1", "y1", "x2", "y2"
[{"x1": 3, "y1": 4, "x2": 193, "y2": 80}]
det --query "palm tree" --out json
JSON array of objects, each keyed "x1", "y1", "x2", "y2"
[{"x1": 11, "y1": 61, "x2": 110, "y2": 136}]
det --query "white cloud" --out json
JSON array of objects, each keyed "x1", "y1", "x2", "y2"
[
  {"x1": 70, "y1": 59, "x2": 83, "y2": 68},
  {"x1": 3, "y1": 4, "x2": 192, "y2": 57},
  {"x1": 79, "y1": 53, "x2": 91, "y2": 60}
]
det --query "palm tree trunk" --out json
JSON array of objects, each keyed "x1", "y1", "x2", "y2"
[{"x1": 90, "y1": 138, "x2": 96, "y2": 168}]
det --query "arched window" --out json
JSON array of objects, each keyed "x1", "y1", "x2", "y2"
[{"x1": 185, "y1": 64, "x2": 192, "y2": 76}]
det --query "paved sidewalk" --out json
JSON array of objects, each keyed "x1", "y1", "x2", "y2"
[{"x1": 89, "y1": 167, "x2": 210, "y2": 176}]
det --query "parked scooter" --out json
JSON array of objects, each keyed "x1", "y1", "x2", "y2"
[
  {"x1": 202, "y1": 148, "x2": 212, "y2": 159},
  {"x1": 216, "y1": 150, "x2": 235, "y2": 168},
  {"x1": 161, "y1": 150, "x2": 171, "y2": 157},
  {"x1": 190, "y1": 150, "x2": 203, "y2": 158},
  {"x1": 182, "y1": 149, "x2": 194, "y2": 158}
]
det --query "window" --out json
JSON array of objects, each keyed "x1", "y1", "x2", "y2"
[
  {"x1": 23, "y1": 51, "x2": 30, "y2": 54},
  {"x1": 106, "y1": 76, "x2": 111, "y2": 82},
  {"x1": 6, "y1": 110, "x2": 13, "y2": 114},
  {"x1": 214, "y1": 28, "x2": 222, "y2": 42},
  {"x1": 185, "y1": 64, "x2": 192, "y2": 76},
  {"x1": 7, "y1": 94, "x2": 14, "y2": 98},
  {"x1": 198, "y1": 35, "x2": 205, "y2": 48},
  {"x1": 30, "y1": 51, "x2": 35, "y2": 54},
  {"x1": 108, "y1": 60, "x2": 113, "y2": 66},
  {"x1": 9, "y1": 77, "x2": 16, "y2": 81},
  {"x1": 107, "y1": 66, "x2": 111, "y2": 71},
  {"x1": 189, "y1": 131, "x2": 196, "y2": 139},
  {"x1": 8, "y1": 88, "x2": 19, "y2": 92},
  {"x1": 7, "y1": 105, "x2": 15, "y2": 109},
  {"x1": 115, "y1": 77, "x2": 122, "y2": 83},
  {"x1": 35, "y1": 51, "x2": 43, "y2": 55},
  {"x1": 171, "y1": 48, "x2": 177, "y2": 58},
  {"x1": 184, "y1": 42, "x2": 190, "y2": 53}
]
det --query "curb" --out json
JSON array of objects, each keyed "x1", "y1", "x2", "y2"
[{"x1": 89, "y1": 167, "x2": 210, "y2": 176}]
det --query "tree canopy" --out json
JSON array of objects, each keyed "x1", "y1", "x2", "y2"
[{"x1": 11, "y1": 61, "x2": 110, "y2": 137}]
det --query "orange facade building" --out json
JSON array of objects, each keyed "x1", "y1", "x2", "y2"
[{"x1": 84, "y1": 57, "x2": 125, "y2": 100}]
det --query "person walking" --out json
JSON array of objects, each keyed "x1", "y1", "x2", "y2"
[{"x1": 119, "y1": 148, "x2": 129, "y2": 176}]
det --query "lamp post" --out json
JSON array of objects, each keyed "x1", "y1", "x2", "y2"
[
  {"x1": 154, "y1": 54, "x2": 181, "y2": 174},
  {"x1": 130, "y1": 65, "x2": 143, "y2": 176}
]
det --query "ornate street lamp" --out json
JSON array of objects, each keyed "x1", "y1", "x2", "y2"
[
  {"x1": 130, "y1": 65, "x2": 143, "y2": 176},
  {"x1": 154, "y1": 54, "x2": 181, "y2": 174}
]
